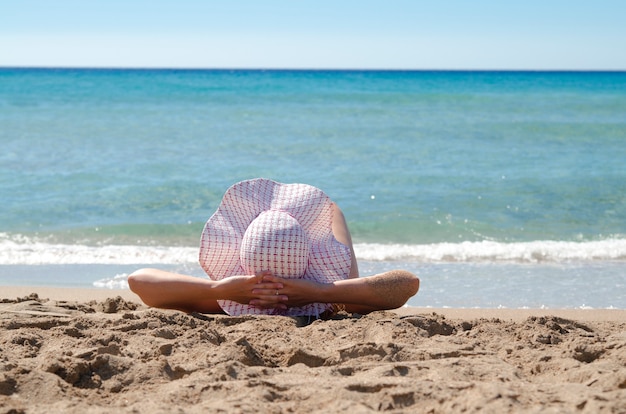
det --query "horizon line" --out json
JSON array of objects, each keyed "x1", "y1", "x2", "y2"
[{"x1": 1, "y1": 65, "x2": 625, "y2": 73}]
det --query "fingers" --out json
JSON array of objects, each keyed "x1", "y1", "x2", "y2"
[
  {"x1": 255, "y1": 270, "x2": 271, "y2": 279},
  {"x1": 260, "y1": 274, "x2": 284, "y2": 283},
  {"x1": 250, "y1": 295, "x2": 288, "y2": 310},
  {"x1": 253, "y1": 272, "x2": 283, "y2": 290},
  {"x1": 251, "y1": 271, "x2": 288, "y2": 310},
  {"x1": 253, "y1": 292, "x2": 287, "y2": 302},
  {"x1": 251, "y1": 282, "x2": 283, "y2": 292}
]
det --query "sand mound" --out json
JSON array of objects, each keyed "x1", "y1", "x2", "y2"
[{"x1": 1, "y1": 294, "x2": 624, "y2": 413}]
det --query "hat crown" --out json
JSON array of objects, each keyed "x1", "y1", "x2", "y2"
[{"x1": 240, "y1": 210, "x2": 310, "y2": 278}]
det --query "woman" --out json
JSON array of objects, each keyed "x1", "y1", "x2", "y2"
[{"x1": 128, "y1": 179, "x2": 419, "y2": 316}]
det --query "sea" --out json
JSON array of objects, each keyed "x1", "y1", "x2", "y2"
[{"x1": 1, "y1": 68, "x2": 625, "y2": 309}]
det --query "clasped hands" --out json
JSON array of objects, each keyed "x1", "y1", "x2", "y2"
[{"x1": 218, "y1": 270, "x2": 321, "y2": 310}]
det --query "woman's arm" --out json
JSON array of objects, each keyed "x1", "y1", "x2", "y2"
[
  {"x1": 128, "y1": 267, "x2": 419, "y2": 314},
  {"x1": 258, "y1": 270, "x2": 420, "y2": 314},
  {"x1": 128, "y1": 268, "x2": 287, "y2": 313}
]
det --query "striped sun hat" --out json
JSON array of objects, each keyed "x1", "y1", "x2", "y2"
[{"x1": 199, "y1": 178, "x2": 352, "y2": 316}]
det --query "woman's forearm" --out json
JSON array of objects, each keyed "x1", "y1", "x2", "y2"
[
  {"x1": 318, "y1": 270, "x2": 420, "y2": 311},
  {"x1": 128, "y1": 268, "x2": 221, "y2": 312},
  {"x1": 128, "y1": 268, "x2": 285, "y2": 313}
]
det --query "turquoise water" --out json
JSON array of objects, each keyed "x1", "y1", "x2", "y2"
[{"x1": 1, "y1": 68, "x2": 625, "y2": 308}]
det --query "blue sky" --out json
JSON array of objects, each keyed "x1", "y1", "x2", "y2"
[{"x1": 1, "y1": 0, "x2": 624, "y2": 69}]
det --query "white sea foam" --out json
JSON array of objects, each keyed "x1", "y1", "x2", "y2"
[
  {"x1": 0, "y1": 234, "x2": 197, "y2": 265},
  {"x1": 93, "y1": 273, "x2": 130, "y2": 289},
  {"x1": 1, "y1": 233, "x2": 625, "y2": 265},
  {"x1": 354, "y1": 239, "x2": 626, "y2": 263}
]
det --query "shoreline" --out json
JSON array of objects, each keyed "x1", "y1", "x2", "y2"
[{"x1": 2, "y1": 285, "x2": 624, "y2": 322}]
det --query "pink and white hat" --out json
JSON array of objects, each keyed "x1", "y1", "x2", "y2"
[{"x1": 199, "y1": 178, "x2": 352, "y2": 316}]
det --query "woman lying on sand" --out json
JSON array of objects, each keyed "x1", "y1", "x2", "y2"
[{"x1": 129, "y1": 178, "x2": 420, "y2": 317}]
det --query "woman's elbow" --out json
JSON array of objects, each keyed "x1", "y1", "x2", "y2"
[
  {"x1": 398, "y1": 271, "x2": 420, "y2": 306},
  {"x1": 408, "y1": 274, "x2": 420, "y2": 296},
  {"x1": 127, "y1": 268, "x2": 158, "y2": 297},
  {"x1": 371, "y1": 270, "x2": 420, "y2": 309},
  {"x1": 127, "y1": 269, "x2": 144, "y2": 294}
]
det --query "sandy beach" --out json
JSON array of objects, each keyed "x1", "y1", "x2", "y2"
[{"x1": 1, "y1": 287, "x2": 624, "y2": 413}]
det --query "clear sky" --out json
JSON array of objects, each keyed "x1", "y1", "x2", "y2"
[{"x1": 1, "y1": 0, "x2": 624, "y2": 70}]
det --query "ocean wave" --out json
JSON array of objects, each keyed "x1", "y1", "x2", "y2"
[
  {"x1": 93, "y1": 273, "x2": 131, "y2": 289},
  {"x1": 1, "y1": 233, "x2": 625, "y2": 265},
  {"x1": 354, "y1": 239, "x2": 626, "y2": 263},
  {"x1": 0, "y1": 234, "x2": 198, "y2": 265}
]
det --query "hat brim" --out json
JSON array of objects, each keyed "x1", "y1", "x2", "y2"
[{"x1": 199, "y1": 178, "x2": 352, "y2": 316}]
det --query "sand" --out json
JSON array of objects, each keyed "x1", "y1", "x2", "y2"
[{"x1": 0, "y1": 287, "x2": 624, "y2": 413}]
